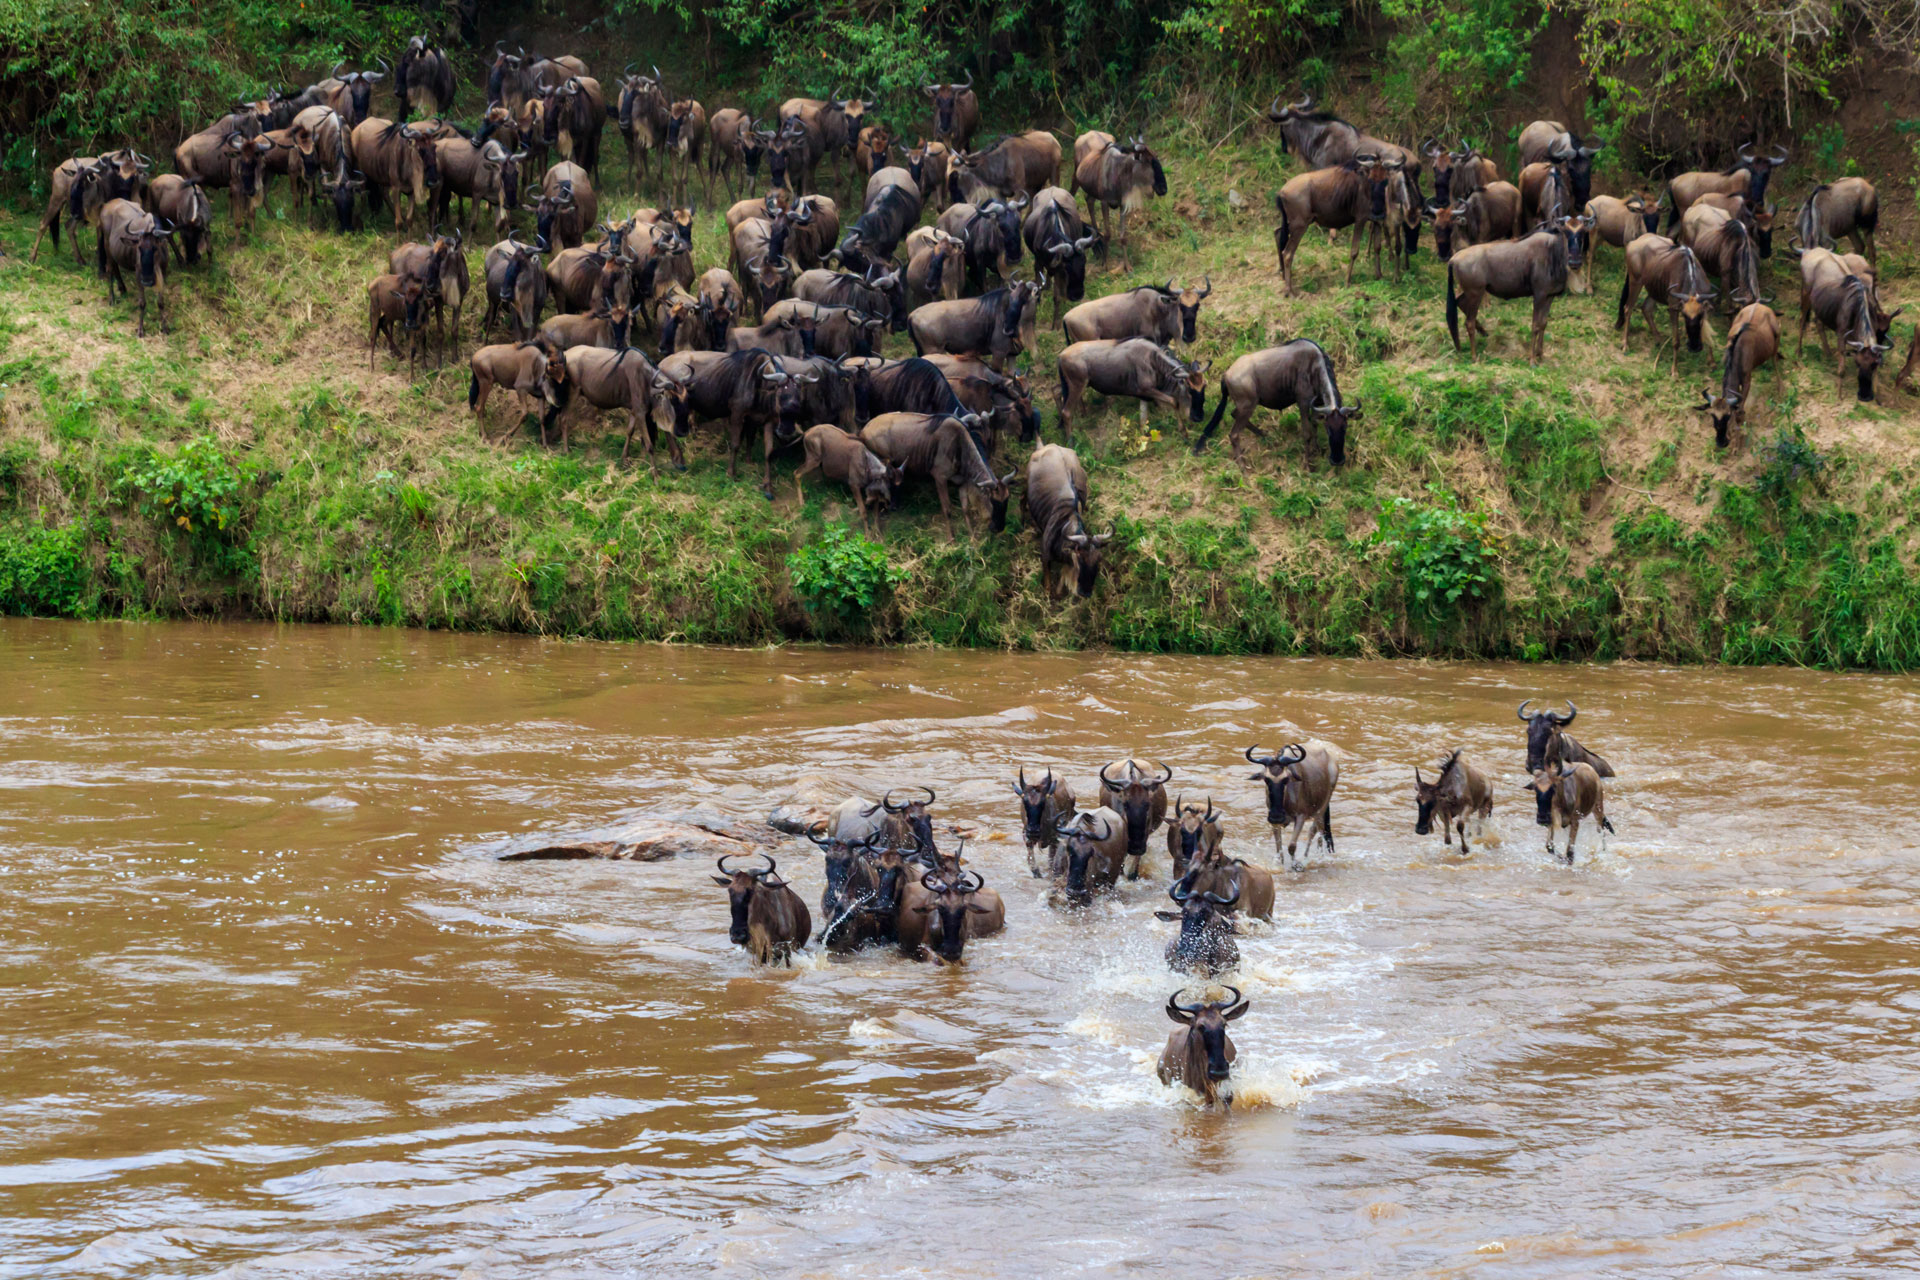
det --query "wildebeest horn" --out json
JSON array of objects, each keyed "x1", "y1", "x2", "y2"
[
  {"x1": 882, "y1": 789, "x2": 907, "y2": 813},
  {"x1": 716, "y1": 852, "x2": 776, "y2": 878},
  {"x1": 652, "y1": 64, "x2": 662, "y2": 82},
  {"x1": 1769, "y1": 146, "x2": 1790, "y2": 165},
  {"x1": 1146, "y1": 762, "x2": 1172, "y2": 786},
  {"x1": 1203, "y1": 797, "x2": 1219, "y2": 824},
  {"x1": 1517, "y1": 699, "x2": 1534, "y2": 721},
  {"x1": 1099, "y1": 760, "x2": 1125, "y2": 785},
  {"x1": 1204, "y1": 882, "x2": 1240, "y2": 908},
  {"x1": 1169, "y1": 878, "x2": 1192, "y2": 903},
  {"x1": 806, "y1": 821, "x2": 836, "y2": 847},
  {"x1": 1556, "y1": 700, "x2": 1577, "y2": 725},
  {"x1": 1244, "y1": 745, "x2": 1277, "y2": 765},
  {"x1": 1196, "y1": 274, "x2": 1212, "y2": 298},
  {"x1": 1738, "y1": 145, "x2": 1756, "y2": 164}
]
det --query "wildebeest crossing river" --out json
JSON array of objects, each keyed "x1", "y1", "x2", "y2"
[{"x1": 2, "y1": 619, "x2": 1917, "y2": 1276}]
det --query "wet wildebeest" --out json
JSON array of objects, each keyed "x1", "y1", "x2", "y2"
[
  {"x1": 1052, "y1": 808, "x2": 1127, "y2": 905},
  {"x1": 1183, "y1": 846, "x2": 1276, "y2": 922},
  {"x1": 920, "y1": 865, "x2": 1006, "y2": 965},
  {"x1": 936, "y1": 197, "x2": 1024, "y2": 293},
  {"x1": 809, "y1": 825, "x2": 890, "y2": 953},
  {"x1": 145, "y1": 175, "x2": 214, "y2": 267},
  {"x1": 434, "y1": 137, "x2": 527, "y2": 236},
  {"x1": 1024, "y1": 443, "x2": 1111, "y2": 599},
  {"x1": 1245, "y1": 742, "x2": 1339, "y2": 870},
  {"x1": 824, "y1": 788, "x2": 938, "y2": 852},
  {"x1": 793, "y1": 425, "x2": 901, "y2": 537},
  {"x1": 1273, "y1": 155, "x2": 1383, "y2": 294},
  {"x1": 1097, "y1": 759, "x2": 1170, "y2": 881},
  {"x1": 1061, "y1": 279, "x2": 1210, "y2": 347},
  {"x1": 706, "y1": 109, "x2": 764, "y2": 201},
  {"x1": 553, "y1": 347, "x2": 691, "y2": 466},
  {"x1": 1445, "y1": 215, "x2": 1590, "y2": 362},
  {"x1": 1056, "y1": 339, "x2": 1209, "y2": 437},
  {"x1": 924, "y1": 73, "x2": 979, "y2": 150},
  {"x1": 1664, "y1": 145, "x2": 1790, "y2": 228},
  {"x1": 1796, "y1": 247, "x2": 1893, "y2": 402},
  {"x1": 322, "y1": 170, "x2": 369, "y2": 233},
  {"x1": 713, "y1": 852, "x2": 810, "y2": 965},
  {"x1": 908, "y1": 280, "x2": 1043, "y2": 372},
  {"x1": 1158, "y1": 876, "x2": 1240, "y2": 976},
  {"x1": 1677, "y1": 204, "x2": 1763, "y2": 308},
  {"x1": 350, "y1": 118, "x2": 440, "y2": 232},
  {"x1": 1192, "y1": 339, "x2": 1360, "y2": 467},
  {"x1": 1530, "y1": 762, "x2": 1615, "y2": 864},
  {"x1": 616, "y1": 65, "x2": 670, "y2": 190},
  {"x1": 904, "y1": 139, "x2": 954, "y2": 213},
  {"x1": 778, "y1": 89, "x2": 877, "y2": 192},
  {"x1": 1165, "y1": 796, "x2": 1223, "y2": 880},
  {"x1": 858, "y1": 412, "x2": 1014, "y2": 541},
  {"x1": 393, "y1": 35, "x2": 454, "y2": 117},
  {"x1": 534, "y1": 162, "x2": 597, "y2": 250},
  {"x1": 366, "y1": 270, "x2": 429, "y2": 375},
  {"x1": 1696, "y1": 303, "x2": 1780, "y2": 447},
  {"x1": 1070, "y1": 132, "x2": 1165, "y2": 270},
  {"x1": 469, "y1": 341, "x2": 567, "y2": 436},
  {"x1": 1413, "y1": 749, "x2": 1493, "y2": 854},
  {"x1": 1796, "y1": 178, "x2": 1879, "y2": 267},
  {"x1": 1021, "y1": 187, "x2": 1099, "y2": 318},
  {"x1": 1517, "y1": 699, "x2": 1615, "y2": 776},
  {"x1": 1618, "y1": 235, "x2": 1717, "y2": 365},
  {"x1": 483, "y1": 233, "x2": 550, "y2": 341},
  {"x1": 1011, "y1": 767, "x2": 1078, "y2": 878},
  {"x1": 1158, "y1": 987, "x2": 1248, "y2": 1110},
  {"x1": 96, "y1": 199, "x2": 173, "y2": 335},
  {"x1": 1266, "y1": 91, "x2": 1418, "y2": 171},
  {"x1": 948, "y1": 131, "x2": 1062, "y2": 205}
]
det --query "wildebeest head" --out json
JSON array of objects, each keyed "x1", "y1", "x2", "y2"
[
  {"x1": 131, "y1": 217, "x2": 174, "y2": 287},
  {"x1": 325, "y1": 169, "x2": 367, "y2": 232},
  {"x1": 747, "y1": 254, "x2": 795, "y2": 316},
  {"x1": 404, "y1": 123, "x2": 441, "y2": 190},
  {"x1": 1054, "y1": 811, "x2": 1115, "y2": 903},
  {"x1": 650, "y1": 372, "x2": 693, "y2": 441},
  {"x1": 1696, "y1": 383, "x2": 1742, "y2": 449},
  {"x1": 1423, "y1": 138, "x2": 1454, "y2": 202},
  {"x1": 1732, "y1": 145, "x2": 1791, "y2": 206},
  {"x1": 1413, "y1": 749, "x2": 1463, "y2": 835},
  {"x1": 1845, "y1": 331, "x2": 1890, "y2": 402},
  {"x1": 762, "y1": 127, "x2": 797, "y2": 190},
  {"x1": 1425, "y1": 200, "x2": 1462, "y2": 261},
  {"x1": 830, "y1": 87, "x2": 878, "y2": 138},
  {"x1": 1160, "y1": 276, "x2": 1211, "y2": 344},
  {"x1": 991, "y1": 195, "x2": 1027, "y2": 264},
  {"x1": 392, "y1": 273, "x2": 428, "y2": 332},
  {"x1": 1126, "y1": 135, "x2": 1168, "y2": 197},
  {"x1": 1517, "y1": 699, "x2": 1577, "y2": 773},
  {"x1": 761, "y1": 357, "x2": 820, "y2": 433},
  {"x1": 535, "y1": 181, "x2": 576, "y2": 251},
  {"x1": 346, "y1": 63, "x2": 383, "y2": 123},
  {"x1": 1749, "y1": 201, "x2": 1778, "y2": 258},
  {"x1": 1099, "y1": 759, "x2": 1171, "y2": 857},
  {"x1": 882, "y1": 786, "x2": 937, "y2": 849},
  {"x1": 711, "y1": 852, "x2": 785, "y2": 946},
  {"x1": 735, "y1": 116, "x2": 765, "y2": 177},
  {"x1": 1246, "y1": 743, "x2": 1308, "y2": 826},
  {"x1": 1165, "y1": 986, "x2": 1248, "y2": 1106},
  {"x1": 1156, "y1": 873, "x2": 1240, "y2": 971},
  {"x1": 918, "y1": 866, "x2": 994, "y2": 964},
  {"x1": 1624, "y1": 192, "x2": 1659, "y2": 236},
  {"x1": 860, "y1": 263, "x2": 907, "y2": 331},
  {"x1": 1548, "y1": 134, "x2": 1604, "y2": 207},
  {"x1": 667, "y1": 98, "x2": 699, "y2": 150},
  {"x1": 1530, "y1": 764, "x2": 1570, "y2": 827},
  {"x1": 1062, "y1": 522, "x2": 1113, "y2": 598},
  {"x1": 924, "y1": 71, "x2": 972, "y2": 139},
  {"x1": 1168, "y1": 795, "x2": 1221, "y2": 870},
  {"x1": 1011, "y1": 766, "x2": 1063, "y2": 845},
  {"x1": 1155, "y1": 347, "x2": 1211, "y2": 422},
  {"x1": 227, "y1": 133, "x2": 271, "y2": 198}
]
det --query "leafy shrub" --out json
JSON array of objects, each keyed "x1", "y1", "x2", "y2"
[
  {"x1": 787, "y1": 524, "x2": 906, "y2": 629},
  {"x1": 119, "y1": 435, "x2": 246, "y2": 538},
  {"x1": 1757, "y1": 427, "x2": 1828, "y2": 502},
  {"x1": 1372, "y1": 490, "x2": 1502, "y2": 620},
  {"x1": 0, "y1": 522, "x2": 88, "y2": 617}
]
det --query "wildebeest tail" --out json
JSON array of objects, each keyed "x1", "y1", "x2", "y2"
[
  {"x1": 1662, "y1": 184, "x2": 1679, "y2": 231},
  {"x1": 1192, "y1": 384, "x2": 1229, "y2": 455},
  {"x1": 1445, "y1": 264, "x2": 1460, "y2": 349},
  {"x1": 1273, "y1": 194, "x2": 1290, "y2": 255},
  {"x1": 1616, "y1": 269, "x2": 1631, "y2": 328},
  {"x1": 468, "y1": 371, "x2": 480, "y2": 409}
]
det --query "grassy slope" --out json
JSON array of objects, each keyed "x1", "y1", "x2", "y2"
[{"x1": 1, "y1": 86, "x2": 1918, "y2": 666}]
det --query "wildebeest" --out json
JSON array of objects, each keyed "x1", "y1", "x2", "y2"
[
  {"x1": 793, "y1": 424, "x2": 901, "y2": 536},
  {"x1": 96, "y1": 199, "x2": 173, "y2": 335},
  {"x1": 1664, "y1": 145, "x2": 1791, "y2": 228},
  {"x1": 1021, "y1": 187, "x2": 1099, "y2": 318},
  {"x1": 1517, "y1": 699, "x2": 1615, "y2": 776},
  {"x1": 550, "y1": 346, "x2": 691, "y2": 465},
  {"x1": 1796, "y1": 247, "x2": 1893, "y2": 402},
  {"x1": 543, "y1": 242, "x2": 625, "y2": 317},
  {"x1": 766, "y1": 300, "x2": 885, "y2": 360},
  {"x1": 1273, "y1": 156, "x2": 1382, "y2": 294},
  {"x1": 1052, "y1": 807, "x2": 1128, "y2": 905},
  {"x1": 145, "y1": 175, "x2": 214, "y2": 266},
  {"x1": 1373, "y1": 157, "x2": 1422, "y2": 280},
  {"x1": 30, "y1": 154, "x2": 112, "y2": 265},
  {"x1": 1056, "y1": 339, "x2": 1208, "y2": 437},
  {"x1": 1517, "y1": 158, "x2": 1574, "y2": 230},
  {"x1": 1516, "y1": 122, "x2": 1602, "y2": 207},
  {"x1": 1157, "y1": 986, "x2": 1248, "y2": 1110},
  {"x1": 390, "y1": 230, "x2": 470, "y2": 366},
  {"x1": 924, "y1": 73, "x2": 979, "y2": 149},
  {"x1": 1165, "y1": 796, "x2": 1223, "y2": 880},
  {"x1": 1245, "y1": 742, "x2": 1338, "y2": 870},
  {"x1": 534, "y1": 162, "x2": 596, "y2": 250},
  {"x1": 301, "y1": 62, "x2": 384, "y2": 128},
  {"x1": 707, "y1": 108, "x2": 764, "y2": 200},
  {"x1": 540, "y1": 299, "x2": 634, "y2": 354},
  {"x1": 664, "y1": 96, "x2": 707, "y2": 202},
  {"x1": 491, "y1": 45, "x2": 586, "y2": 114},
  {"x1": 1183, "y1": 846, "x2": 1276, "y2": 922},
  {"x1": 1157, "y1": 875, "x2": 1240, "y2": 976},
  {"x1": 1445, "y1": 216, "x2": 1590, "y2": 362},
  {"x1": 57, "y1": 151, "x2": 150, "y2": 266},
  {"x1": 290, "y1": 106, "x2": 353, "y2": 197},
  {"x1": 1024, "y1": 444, "x2": 1111, "y2": 599},
  {"x1": 1618, "y1": 235, "x2": 1717, "y2": 364},
  {"x1": 937, "y1": 197, "x2": 1024, "y2": 293},
  {"x1": 1795, "y1": 178, "x2": 1879, "y2": 267},
  {"x1": 836, "y1": 176, "x2": 924, "y2": 274},
  {"x1": 948, "y1": 131, "x2": 1062, "y2": 205},
  {"x1": 922, "y1": 355, "x2": 1041, "y2": 445},
  {"x1": 1192, "y1": 339, "x2": 1360, "y2": 467},
  {"x1": 1011, "y1": 767, "x2": 1078, "y2": 878},
  {"x1": 858, "y1": 412, "x2": 1014, "y2": 540},
  {"x1": 223, "y1": 134, "x2": 277, "y2": 231},
  {"x1": 726, "y1": 308, "x2": 812, "y2": 359},
  {"x1": 350, "y1": 118, "x2": 440, "y2": 232},
  {"x1": 616, "y1": 65, "x2": 671, "y2": 190},
  {"x1": 1695, "y1": 303, "x2": 1779, "y2": 447},
  {"x1": 482, "y1": 233, "x2": 550, "y2": 340},
  {"x1": 1692, "y1": 193, "x2": 1778, "y2": 260},
  {"x1": 904, "y1": 138, "x2": 953, "y2": 212},
  {"x1": 366, "y1": 270, "x2": 429, "y2": 374},
  {"x1": 537, "y1": 76, "x2": 606, "y2": 181},
  {"x1": 322, "y1": 170, "x2": 368, "y2": 233},
  {"x1": 1583, "y1": 191, "x2": 1662, "y2": 285},
  {"x1": 795, "y1": 265, "x2": 906, "y2": 334},
  {"x1": 393, "y1": 35, "x2": 453, "y2": 117},
  {"x1": 778, "y1": 89, "x2": 876, "y2": 192},
  {"x1": 1677, "y1": 204, "x2": 1762, "y2": 308},
  {"x1": 469, "y1": 341, "x2": 566, "y2": 436},
  {"x1": 712, "y1": 852, "x2": 810, "y2": 965},
  {"x1": 1061, "y1": 279, "x2": 1209, "y2": 347},
  {"x1": 435, "y1": 137, "x2": 526, "y2": 236},
  {"x1": 905, "y1": 227, "x2": 965, "y2": 305},
  {"x1": 851, "y1": 123, "x2": 893, "y2": 184},
  {"x1": 1097, "y1": 758, "x2": 1170, "y2": 880},
  {"x1": 811, "y1": 825, "x2": 890, "y2": 953},
  {"x1": 1070, "y1": 132, "x2": 1165, "y2": 269},
  {"x1": 919, "y1": 865, "x2": 1006, "y2": 965},
  {"x1": 173, "y1": 104, "x2": 269, "y2": 187},
  {"x1": 1266, "y1": 92, "x2": 1418, "y2": 171},
  {"x1": 695, "y1": 267, "x2": 745, "y2": 348},
  {"x1": 908, "y1": 280, "x2": 1043, "y2": 371},
  {"x1": 1413, "y1": 749, "x2": 1492, "y2": 854},
  {"x1": 1451, "y1": 181, "x2": 1523, "y2": 253},
  {"x1": 662, "y1": 350, "x2": 808, "y2": 484},
  {"x1": 1530, "y1": 762, "x2": 1615, "y2": 864}
]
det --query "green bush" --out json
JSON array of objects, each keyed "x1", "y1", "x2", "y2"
[
  {"x1": 786, "y1": 524, "x2": 906, "y2": 631},
  {"x1": 1372, "y1": 490, "x2": 1501, "y2": 622},
  {"x1": 118, "y1": 435, "x2": 246, "y2": 538},
  {"x1": 0, "y1": 522, "x2": 88, "y2": 617}
]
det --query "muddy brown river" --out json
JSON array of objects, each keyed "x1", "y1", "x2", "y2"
[{"x1": 3, "y1": 619, "x2": 1918, "y2": 1277}]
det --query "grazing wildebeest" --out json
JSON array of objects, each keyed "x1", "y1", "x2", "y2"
[
  {"x1": 96, "y1": 199, "x2": 173, "y2": 335},
  {"x1": 1618, "y1": 235, "x2": 1717, "y2": 364},
  {"x1": 948, "y1": 131, "x2": 1062, "y2": 205},
  {"x1": 469, "y1": 341, "x2": 566, "y2": 436},
  {"x1": 1097, "y1": 759, "x2": 1170, "y2": 881},
  {"x1": 1165, "y1": 796, "x2": 1223, "y2": 880},
  {"x1": 1011, "y1": 767, "x2": 1078, "y2": 878},
  {"x1": 366, "y1": 270, "x2": 429, "y2": 374},
  {"x1": 393, "y1": 35, "x2": 453, "y2": 117},
  {"x1": 435, "y1": 137, "x2": 526, "y2": 236},
  {"x1": 482, "y1": 233, "x2": 550, "y2": 341},
  {"x1": 1517, "y1": 700, "x2": 1615, "y2": 776},
  {"x1": 1266, "y1": 92, "x2": 1417, "y2": 171},
  {"x1": 390, "y1": 230, "x2": 470, "y2": 366},
  {"x1": 706, "y1": 108, "x2": 763, "y2": 200},
  {"x1": 552, "y1": 346, "x2": 690, "y2": 466},
  {"x1": 858, "y1": 412, "x2": 1014, "y2": 540},
  {"x1": 1272, "y1": 156, "x2": 1382, "y2": 294},
  {"x1": 1696, "y1": 303, "x2": 1779, "y2": 447},
  {"x1": 1795, "y1": 178, "x2": 1879, "y2": 267},
  {"x1": 1024, "y1": 445, "x2": 1111, "y2": 598},
  {"x1": 712, "y1": 852, "x2": 810, "y2": 965},
  {"x1": 1413, "y1": 750, "x2": 1492, "y2": 854},
  {"x1": 1021, "y1": 187, "x2": 1099, "y2": 318},
  {"x1": 908, "y1": 280, "x2": 1043, "y2": 372},
  {"x1": 1055, "y1": 339, "x2": 1209, "y2": 437},
  {"x1": 1061, "y1": 279, "x2": 1209, "y2": 346},
  {"x1": 1192, "y1": 339, "x2": 1360, "y2": 467},
  {"x1": 1246, "y1": 742, "x2": 1338, "y2": 870},
  {"x1": 793, "y1": 424, "x2": 901, "y2": 536},
  {"x1": 1665, "y1": 146, "x2": 1790, "y2": 228},
  {"x1": 350, "y1": 118, "x2": 440, "y2": 232},
  {"x1": 1530, "y1": 762, "x2": 1614, "y2": 864},
  {"x1": 920, "y1": 865, "x2": 1006, "y2": 965},
  {"x1": 1445, "y1": 216, "x2": 1590, "y2": 362},
  {"x1": 1677, "y1": 203, "x2": 1763, "y2": 307},
  {"x1": 1052, "y1": 808, "x2": 1128, "y2": 905},
  {"x1": 1157, "y1": 876, "x2": 1240, "y2": 976},
  {"x1": 778, "y1": 89, "x2": 876, "y2": 192},
  {"x1": 1796, "y1": 247, "x2": 1893, "y2": 402},
  {"x1": 616, "y1": 65, "x2": 671, "y2": 190},
  {"x1": 924, "y1": 73, "x2": 979, "y2": 150},
  {"x1": 1070, "y1": 132, "x2": 1165, "y2": 269},
  {"x1": 146, "y1": 175, "x2": 214, "y2": 266},
  {"x1": 1158, "y1": 987, "x2": 1249, "y2": 1110}
]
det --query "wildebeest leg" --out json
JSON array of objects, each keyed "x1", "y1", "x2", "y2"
[
  {"x1": 933, "y1": 477, "x2": 958, "y2": 542},
  {"x1": 761, "y1": 422, "x2": 778, "y2": 498},
  {"x1": 1530, "y1": 295, "x2": 1551, "y2": 364},
  {"x1": 1456, "y1": 815, "x2": 1470, "y2": 855},
  {"x1": 725, "y1": 414, "x2": 744, "y2": 478},
  {"x1": 1345, "y1": 226, "x2": 1363, "y2": 284},
  {"x1": 792, "y1": 452, "x2": 817, "y2": 504}
]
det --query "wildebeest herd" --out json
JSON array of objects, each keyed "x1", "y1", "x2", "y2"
[
  {"x1": 26, "y1": 42, "x2": 1907, "y2": 579},
  {"x1": 717, "y1": 698, "x2": 1616, "y2": 1110}
]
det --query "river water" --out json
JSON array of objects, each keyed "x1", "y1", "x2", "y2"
[{"x1": 2, "y1": 618, "x2": 1917, "y2": 1278}]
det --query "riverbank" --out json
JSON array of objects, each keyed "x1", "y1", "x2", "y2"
[{"x1": 3, "y1": 117, "x2": 1918, "y2": 666}]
